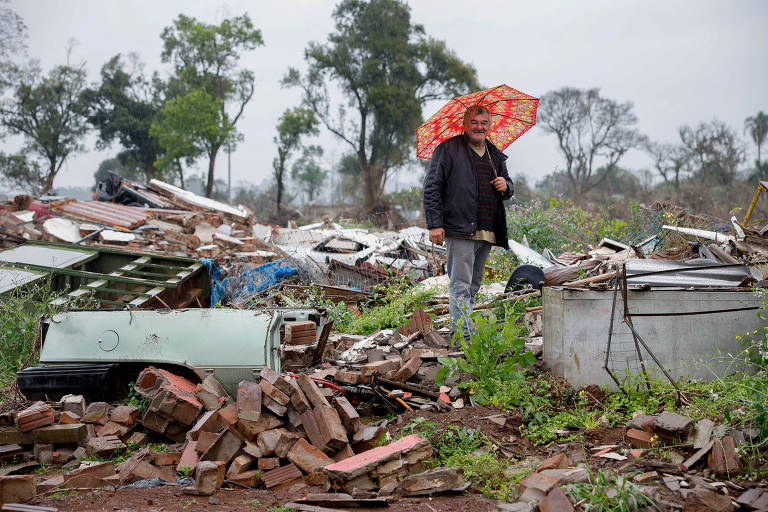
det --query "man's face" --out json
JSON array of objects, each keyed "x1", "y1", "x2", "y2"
[{"x1": 465, "y1": 111, "x2": 491, "y2": 145}]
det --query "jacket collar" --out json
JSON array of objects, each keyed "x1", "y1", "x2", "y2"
[{"x1": 459, "y1": 133, "x2": 508, "y2": 161}]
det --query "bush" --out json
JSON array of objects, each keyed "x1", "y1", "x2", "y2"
[{"x1": 0, "y1": 278, "x2": 93, "y2": 387}]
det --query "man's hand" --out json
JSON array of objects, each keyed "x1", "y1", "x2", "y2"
[
  {"x1": 429, "y1": 227, "x2": 445, "y2": 246},
  {"x1": 490, "y1": 177, "x2": 508, "y2": 193}
]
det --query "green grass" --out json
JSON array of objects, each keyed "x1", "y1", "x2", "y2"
[{"x1": 0, "y1": 277, "x2": 94, "y2": 393}]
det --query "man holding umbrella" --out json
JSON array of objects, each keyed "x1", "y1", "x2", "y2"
[{"x1": 422, "y1": 103, "x2": 514, "y2": 343}]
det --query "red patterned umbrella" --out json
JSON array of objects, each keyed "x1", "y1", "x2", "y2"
[{"x1": 416, "y1": 84, "x2": 538, "y2": 159}]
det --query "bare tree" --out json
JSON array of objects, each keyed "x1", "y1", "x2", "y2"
[
  {"x1": 645, "y1": 141, "x2": 690, "y2": 203},
  {"x1": 538, "y1": 87, "x2": 645, "y2": 199},
  {"x1": 679, "y1": 120, "x2": 744, "y2": 186}
]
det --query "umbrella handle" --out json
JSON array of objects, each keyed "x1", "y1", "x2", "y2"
[{"x1": 485, "y1": 139, "x2": 498, "y2": 179}]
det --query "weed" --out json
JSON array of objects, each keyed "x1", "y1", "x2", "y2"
[
  {"x1": 50, "y1": 490, "x2": 77, "y2": 498},
  {"x1": 178, "y1": 464, "x2": 193, "y2": 478},
  {"x1": 126, "y1": 382, "x2": 149, "y2": 415},
  {"x1": 152, "y1": 443, "x2": 169, "y2": 453},
  {"x1": 268, "y1": 506, "x2": 291, "y2": 512},
  {"x1": 568, "y1": 468, "x2": 661, "y2": 512},
  {"x1": 343, "y1": 284, "x2": 438, "y2": 335},
  {"x1": 242, "y1": 499, "x2": 261, "y2": 507},
  {"x1": 436, "y1": 311, "x2": 536, "y2": 403},
  {"x1": 179, "y1": 497, "x2": 197, "y2": 508},
  {"x1": 0, "y1": 277, "x2": 94, "y2": 390},
  {"x1": 414, "y1": 424, "x2": 516, "y2": 500}
]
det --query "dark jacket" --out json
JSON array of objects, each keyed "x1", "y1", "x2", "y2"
[{"x1": 423, "y1": 134, "x2": 514, "y2": 249}]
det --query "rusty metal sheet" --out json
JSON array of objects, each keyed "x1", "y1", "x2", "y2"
[{"x1": 50, "y1": 200, "x2": 149, "y2": 229}]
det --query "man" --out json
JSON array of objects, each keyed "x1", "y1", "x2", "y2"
[{"x1": 422, "y1": 104, "x2": 514, "y2": 343}]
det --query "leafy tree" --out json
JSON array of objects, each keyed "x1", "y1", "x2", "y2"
[
  {"x1": 0, "y1": 61, "x2": 89, "y2": 194},
  {"x1": 0, "y1": 0, "x2": 27, "y2": 63},
  {"x1": 160, "y1": 14, "x2": 263, "y2": 197},
  {"x1": 150, "y1": 88, "x2": 235, "y2": 191},
  {"x1": 645, "y1": 141, "x2": 690, "y2": 203},
  {"x1": 82, "y1": 54, "x2": 167, "y2": 183},
  {"x1": 538, "y1": 87, "x2": 645, "y2": 199},
  {"x1": 745, "y1": 111, "x2": 768, "y2": 165},
  {"x1": 679, "y1": 120, "x2": 744, "y2": 186},
  {"x1": 292, "y1": 145, "x2": 326, "y2": 203},
  {"x1": 0, "y1": 150, "x2": 44, "y2": 194},
  {"x1": 273, "y1": 107, "x2": 319, "y2": 212},
  {"x1": 386, "y1": 186, "x2": 422, "y2": 213},
  {"x1": 283, "y1": 0, "x2": 478, "y2": 213}
]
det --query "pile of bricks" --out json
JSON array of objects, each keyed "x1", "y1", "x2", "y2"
[
  {"x1": 0, "y1": 364, "x2": 438, "y2": 503},
  {"x1": 172, "y1": 365, "x2": 389, "y2": 495}
]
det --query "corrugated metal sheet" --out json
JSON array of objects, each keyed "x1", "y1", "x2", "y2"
[
  {"x1": 50, "y1": 200, "x2": 149, "y2": 229},
  {"x1": 625, "y1": 259, "x2": 755, "y2": 288}
]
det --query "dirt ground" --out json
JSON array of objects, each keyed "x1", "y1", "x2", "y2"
[
  {"x1": 24, "y1": 404, "x2": 667, "y2": 511},
  {"x1": 37, "y1": 486, "x2": 499, "y2": 512}
]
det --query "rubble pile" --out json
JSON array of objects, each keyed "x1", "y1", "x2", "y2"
[{"x1": 0, "y1": 365, "x2": 444, "y2": 505}]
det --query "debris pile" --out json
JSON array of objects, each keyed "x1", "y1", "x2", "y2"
[{"x1": 0, "y1": 365, "x2": 447, "y2": 505}]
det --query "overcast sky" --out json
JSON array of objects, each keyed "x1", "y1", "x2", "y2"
[{"x1": 7, "y1": 0, "x2": 768, "y2": 193}]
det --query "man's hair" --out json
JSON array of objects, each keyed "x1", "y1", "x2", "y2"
[{"x1": 463, "y1": 104, "x2": 492, "y2": 129}]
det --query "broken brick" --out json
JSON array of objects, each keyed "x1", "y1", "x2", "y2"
[
  {"x1": 274, "y1": 430, "x2": 301, "y2": 459},
  {"x1": 237, "y1": 380, "x2": 262, "y2": 422},
  {"x1": 227, "y1": 454, "x2": 256, "y2": 478},
  {"x1": 260, "y1": 367, "x2": 294, "y2": 396},
  {"x1": 200, "y1": 428, "x2": 243, "y2": 463},
  {"x1": 0, "y1": 475, "x2": 35, "y2": 504},
  {"x1": 258, "y1": 457, "x2": 280, "y2": 471},
  {"x1": 297, "y1": 374, "x2": 331, "y2": 409},
  {"x1": 333, "y1": 396, "x2": 361, "y2": 434},
  {"x1": 334, "y1": 370, "x2": 362, "y2": 385},
  {"x1": 539, "y1": 487, "x2": 575, "y2": 512},
  {"x1": 64, "y1": 461, "x2": 115, "y2": 488},
  {"x1": 109, "y1": 405, "x2": 139, "y2": 426},
  {"x1": 177, "y1": 441, "x2": 200, "y2": 473},
  {"x1": 86, "y1": 435, "x2": 125, "y2": 458},
  {"x1": 228, "y1": 468, "x2": 261, "y2": 487},
  {"x1": 536, "y1": 453, "x2": 569, "y2": 472},
  {"x1": 398, "y1": 467, "x2": 464, "y2": 496},
  {"x1": 260, "y1": 379, "x2": 290, "y2": 406},
  {"x1": 31, "y1": 424, "x2": 87, "y2": 444},
  {"x1": 324, "y1": 434, "x2": 431, "y2": 483},
  {"x1": 708, "y1": 435, "x2": 742, "y2": 476},
  {"x1": 81, "y1": 402, "x2": 110, "y2": 425},
  {"x1": 195, "y1": 374, "x2": 229, "y2": 411},
  {"x1": 262, "y1": 463, "x2": 303, "y2": 489},
  {"x1": 97, "y1": 420, "x2": 130, "y2": 437},
  {"x1": 16, "y1": 402, "x2": 54, "y2": 431},
  {"x1": 391, "y1": 356, "x2": 422, "y2": 382},
  {"x1": 300, "y1": 410, "x2": 329, "y2": 453},
  {"x1": 314, "y1": 405, "x2": 348, "y2": 451},
  {"x1": 287, "y1": 438, "x2": 335, "y2": 473},
  {"x1": 627, "y1": 428, "x2": 652, "y2": 449},
  {"x1": 236, "y1": 412, "x2": 283, "y2": 440},
  {"x1": 361, "y1": 359, "x2": 401, "y2": 379},
  {"x1": 59, "y1": 394, "x2": 86, "y2": 418},
  {"x1": 257, "y1": 428, "x2": 287, "y2": 457}
]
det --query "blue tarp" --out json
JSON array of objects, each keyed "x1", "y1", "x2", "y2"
[{"x1": 199, "y1": 257, "x2": 298, "y2": 306}]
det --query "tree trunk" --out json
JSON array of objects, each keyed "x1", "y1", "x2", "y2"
[
  {"x1": 40, "y1": 164, "x2": 56, "y2": 195},
  {"x1": 205, "y1": 144, "x2": 221, "y2": 198},
  {"x1": 276, "y1": 167, "x2": 284, "y2": 214},
  {"x1": 361, "y1": 164, "x2": 385, "y2": 208}
]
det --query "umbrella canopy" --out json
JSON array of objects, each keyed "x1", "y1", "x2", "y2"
[{"x1": 416, "y1": 84, "x2": 538, "y2": 159}]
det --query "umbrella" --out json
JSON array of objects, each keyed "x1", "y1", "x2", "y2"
[{"x1": 416, "y1": 84, "x2": 538, "y2": 160}]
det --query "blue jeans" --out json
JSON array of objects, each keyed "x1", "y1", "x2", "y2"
[{"x1": 446, "y1": 237, "x2": 491, "y2": 345}]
